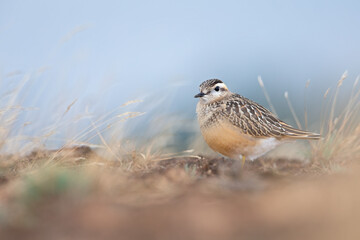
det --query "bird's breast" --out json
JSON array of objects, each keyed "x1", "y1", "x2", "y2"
[{"x1": 200, "y1": 120, "x2": 259, "y2": 159}]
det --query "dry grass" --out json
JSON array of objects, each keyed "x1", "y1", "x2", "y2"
[
  {"x1": 258, "y1": 72, "x2": 360, "y2": 172},
  {"x1": 0, "y1": 72, "x2": 359, "y2": 239},
  {"x1": 310, "y1": 73, "x2": 360, "y2": 171}
]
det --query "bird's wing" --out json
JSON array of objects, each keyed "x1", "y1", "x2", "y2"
[{"x1": 221, "y1": 94, "x2": 320, "y2": 139}]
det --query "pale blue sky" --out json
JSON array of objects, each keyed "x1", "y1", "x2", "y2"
[{"x1": 0, "y1": 0, "x2": 359, "y2": 148}]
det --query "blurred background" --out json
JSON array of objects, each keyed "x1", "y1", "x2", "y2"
[{"x1": 0, "y1": 0, "x2": 359, "y2": 152}]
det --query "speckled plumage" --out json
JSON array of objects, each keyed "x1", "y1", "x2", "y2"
[
  {"x1": 199, "y1": 79, "x2": 223, "y2": 89},
  {"x1": 195, "y1": 79, "x2": 320, "y2": 161}
]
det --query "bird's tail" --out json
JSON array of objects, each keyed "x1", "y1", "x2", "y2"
[{"x1": 281, "y1": 123, "x2": 321, "y2": 140}]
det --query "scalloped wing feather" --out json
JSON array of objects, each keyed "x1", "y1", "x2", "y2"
[{"x1": 222, "y1": 94, "x2": 320, "y2": 140}]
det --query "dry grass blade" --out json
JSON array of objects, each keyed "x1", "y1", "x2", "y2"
[
  {"x1": 284, "y1": 91, "x2": 302, "y2": 129},
  {"x1": 304, "y1": 80, "x2": 310, "y2": 130},
  {"x1": 121, "y1": 99, "x2": 143, "y2": 107},
  {"x1": 62, "y1": 98, "x2": 78, "y2": 117},
  {"x1": 60, "y1": 24, "x2": 91, "y2": 43},
  {"x1": 328, "y1": 71, "x2": 347, "y2": 134},
  {"x1": 258, "y1": 76, "x2": 278, "y2": 117}
]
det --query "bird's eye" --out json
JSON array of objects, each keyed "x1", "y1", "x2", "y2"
[{"x1": 214, "y1": 86, "x2": 220, "y2": 91}]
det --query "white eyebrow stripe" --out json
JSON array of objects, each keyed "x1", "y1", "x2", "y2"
[{"x1": 214, "y1": 83, "x2": 228, "y2": 89}]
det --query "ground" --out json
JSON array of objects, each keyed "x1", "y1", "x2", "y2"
[{"x1": 0, "y1": 146, "x2": 360, "y2": 240}]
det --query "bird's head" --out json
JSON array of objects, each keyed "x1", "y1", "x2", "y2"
[{"x1": 194, "y1": 79, "x2": 230, "y2": 103}]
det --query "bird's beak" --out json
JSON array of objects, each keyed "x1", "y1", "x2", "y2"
[{"x1": 194, "y1": 92, "x2": 205, "y2": 98}]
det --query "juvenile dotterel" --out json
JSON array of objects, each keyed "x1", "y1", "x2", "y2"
[{"x1": 195, "y1": 79, "x2": 320, "y2": 165}]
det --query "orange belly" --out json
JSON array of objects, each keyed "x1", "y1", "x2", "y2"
[{"x1": 201, "y1": 121, "x2": 259, "y2": 159}]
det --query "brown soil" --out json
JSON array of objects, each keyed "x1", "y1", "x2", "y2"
[{"x1": 1, "y1": 147, "x2": 359, "y2": 240}]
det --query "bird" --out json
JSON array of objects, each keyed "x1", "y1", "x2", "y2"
[{"x1": 195, "y1": 79, "x2": 320, "y2": 166}]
